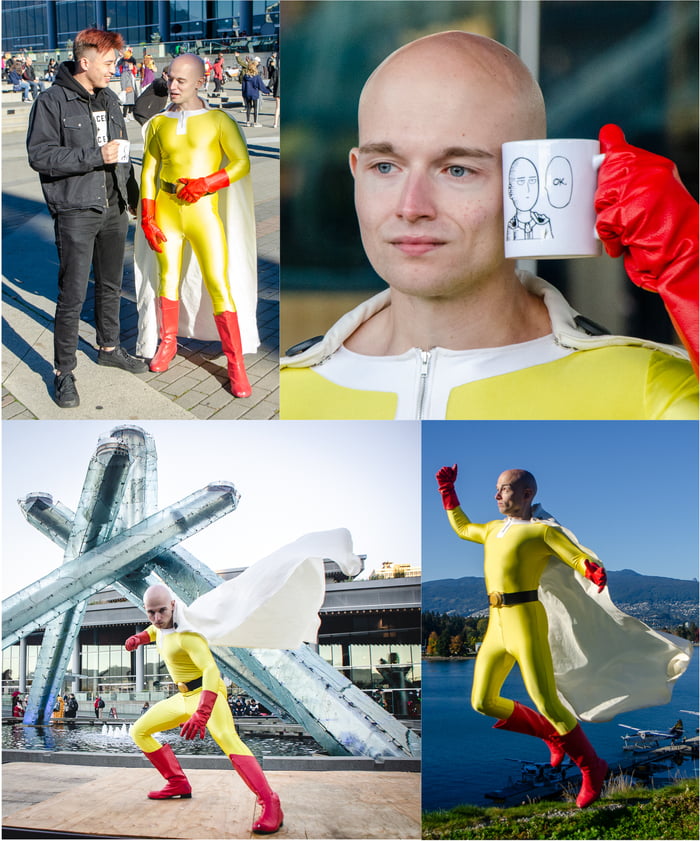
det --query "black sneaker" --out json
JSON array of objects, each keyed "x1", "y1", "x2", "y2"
[
  {"x1": 97, "y1": 346, "x2": 148, "y2": 373},
  {"x1": 53, "y1": 372, "x2": 80, "y2": 408}
]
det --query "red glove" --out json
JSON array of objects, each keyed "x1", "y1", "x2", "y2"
[
  {"x1": 140, "y1": 198, "x2": 167, "y2": 253},
  {"x1": 177, "y1": 168, "x2": 230, "y2": 204},
  {"x1": 180, "y1": 689, "x2": 217, "y2": 740},
  {"x1": 436, "y1": 464, "x2": 460, "y2": 510},
  {"x1": 595, "y1": 124, "x2": 699, "y2": 372},
  {"x1": 584, "y1": 560, "x2": 607, "y2": 593},
  {"x1": 124, "y1": 630, "x2": 152, "y2": 651}
]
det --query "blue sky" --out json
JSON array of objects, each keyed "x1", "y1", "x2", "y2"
[
  {"x1": 3, "y1": 420, "x2": 697, "y2": 599},
  {"x1": 422, "y1": 421, "x2": 699, "y2": 582},
  {"x1": 2, "y1": 420, "x2": 421, "y2": 598}
]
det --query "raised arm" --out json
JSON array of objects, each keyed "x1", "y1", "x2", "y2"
[
  {"x1": 435, "y1": 464, "x2": 488, "y2": 543},
  {"x1": 595, "y1": 123, "x2": 698, "y2": 373}
]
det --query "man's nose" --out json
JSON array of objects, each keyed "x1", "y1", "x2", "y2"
[{"x1": 396, "y1": 170, "x2": 436, "y2": 222}]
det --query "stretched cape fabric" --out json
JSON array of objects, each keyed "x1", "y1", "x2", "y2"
[
  {"x1": 171, "y1": 528, "x2": 362, "y2": 649},
  {"x1": 531, "y1": 504, "x2": 692, "y2": 722},
  {"x1": 134, "y1": 104, "x2": 259, "y2": 358}
]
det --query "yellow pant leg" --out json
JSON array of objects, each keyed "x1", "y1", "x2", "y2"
[
  {"x1": 205, "y1": 686, "x2": 253, "y2": 757},
  {"x1": 153, "y1": 192, "x2": 186, "y2": 300},
  {"x1": 503, "y1": 603, "x2": 577, "y2": 734},
  {"x1": 131, "y1": 692, "x2": 190, "y2": 753},
  {"x1": 471, "y1": 612, "x2": 516, "y2": 721},
  {"x1": 181, "y1": 193, "x2": 235, "y2": 314}
]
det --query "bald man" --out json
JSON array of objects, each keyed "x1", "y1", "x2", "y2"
[
  {"x1": 435, "y1": 465, "x2": 609, "y2": 808},
  {"x1": 507, "y1": 157, "x2": 552, "y2": 240},
  {"x1": 137, "y1": 53, "x2": 256, "y2": 398},
  {"x1": 280, "y1": 30, "x2": 698, "y2": 419},
  {"x1": 125, "y1": 584, "x2": 283, "y2": 833}
]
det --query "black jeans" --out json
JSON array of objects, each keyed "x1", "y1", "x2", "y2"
[{"x1": 53, "y1": 203, "x2": 128, "y2": 373}]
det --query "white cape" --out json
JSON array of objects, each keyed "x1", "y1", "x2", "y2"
[
  {"x1": 170, "y1": 528, "x2": 362, "y2": 649},
  {"x1": 531, "y1": 504, "x2": 692, "y2": 722},
  {"x1": 134, "y1": 105, "x2": 260, "y2": 358}
]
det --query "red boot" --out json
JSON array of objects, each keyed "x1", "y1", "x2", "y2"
[
  {"x1": 213, "y1": 311, "x2": 252, "y2": 397},
  {"x1": 150, "y1": 297, "x2": 180, "y2": 372},
  {"x1": 494, "y1": 701, "x2": 566, "y2": 768},
  {"x1": 143, "y1": 744, "x2": 192, "y2": 799},
  {"x1": 560, "y1": 724, "x2": 608, "y2": 808},
  {"x1": 230, "y1": 754, "x2": 283, "y2": 834}
]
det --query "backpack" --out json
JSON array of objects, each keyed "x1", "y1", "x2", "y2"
[{"x1": 98, "y1": 698, "x2": 105, "y2": 708}]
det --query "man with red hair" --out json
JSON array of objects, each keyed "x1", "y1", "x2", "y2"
[{"x1": 27, "y1": 28, "x2": 147, "y2": 409}]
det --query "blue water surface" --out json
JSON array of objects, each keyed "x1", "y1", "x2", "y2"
[{"x1": 422, "y1": 651, "x2": 699, "y2": 811}]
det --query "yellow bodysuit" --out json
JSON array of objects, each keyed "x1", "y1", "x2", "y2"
[
  {"x1": 131, "y1": 627, "x2": 251, "y2": 757},
  {"x1": 140, "y1": 109, "x2": 250, "y2": 312},
  {"x1": 447, "y1": 509, "x2": 592, "y2": 734}
]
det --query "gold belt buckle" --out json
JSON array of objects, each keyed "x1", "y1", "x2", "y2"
[
  {"x1": 488, "y1": 592, "x2": 504, "y2": 608},
  {"x1": 177, "y1": 682, "x2": 189, "y2": 694}
]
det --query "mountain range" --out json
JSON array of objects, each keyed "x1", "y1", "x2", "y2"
[{"x1": 422, "y1": 569, "x2": 698, "y2": 627}]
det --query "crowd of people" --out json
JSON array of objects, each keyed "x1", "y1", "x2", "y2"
[{"x1": 4, "y1": 45, "x2": 279, "y2": 125}]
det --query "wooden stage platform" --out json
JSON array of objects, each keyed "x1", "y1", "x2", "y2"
[{"x1": 2, "y1": 762, "x2": 420, "y2": 839}]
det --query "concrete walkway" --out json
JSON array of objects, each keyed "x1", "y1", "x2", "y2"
[
  {"x1": 2, "y1": 762, "x2": 420, "y2": 839},
  {"x1": 2, "y1": 82, "x2": 279, "y2": 420}
]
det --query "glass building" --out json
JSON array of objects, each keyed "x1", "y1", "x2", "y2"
[
  {"x1": 2, "y1": 1, "x2": 279, "y2": 54},
  {"x1": 3, "y1": 573, "x2": 421, "y2": 721}
]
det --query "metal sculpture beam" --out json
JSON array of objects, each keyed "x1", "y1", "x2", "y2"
[{"x1": 2, "y1": 427, "x2": 420, "y2": 758}]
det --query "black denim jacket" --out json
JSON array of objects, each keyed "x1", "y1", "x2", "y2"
[{"x1": 26, "y1": 61, "x2": 138, "y2": 214}]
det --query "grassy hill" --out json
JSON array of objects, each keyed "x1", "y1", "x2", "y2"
[{"x1": 422, "y1": 778, "x2": 698, "y2": 840}]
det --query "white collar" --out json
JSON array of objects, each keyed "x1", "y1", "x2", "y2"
[{"x1": 281, "y1": 270, "x2": 689, "y2": 368}]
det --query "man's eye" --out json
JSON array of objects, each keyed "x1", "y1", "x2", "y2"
[
  {"x1": 374, "y1": 162, "x2": 394, "y2": 174},
  {"x1": 447, "y1": 165, "x2": 468, "y2": 177}
]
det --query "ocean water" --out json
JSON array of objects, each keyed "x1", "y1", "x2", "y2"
[{"x1": 422, "y1": 651, "x2": 699, "y2": 811}]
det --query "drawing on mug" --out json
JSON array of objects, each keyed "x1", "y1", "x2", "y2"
[
  {"x1": 506, "y1": 157, "x2": 553, "y2": 240},
  {"x1": 545, "y1": 156, "x2": 574, "y2": 208},
  {"x1": 507, "y1": 154, "x2": 576, "y2": 240}
]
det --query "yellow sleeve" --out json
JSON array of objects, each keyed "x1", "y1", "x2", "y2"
[
  {"x1": 145, "y1": 624, "x2": 157, "y2": 642},
  {"x1": 140, "y1": 118, "x2": 162, "y2": 201},
  {"x1": 446, "y1": 507, "x2": 489, "y2": 543},
  {"x1": 180, "y1": 632, "x2": 220, "y2": 693},
  {"x1": 543, "y1": 526, "x2": 594, "y2": 576},
  {"x1": 644, "y1": 351, "x2": 698, "y2": 419},
  {"x1": 218, "y1": 113, "x2": 251, "y2": 185}
]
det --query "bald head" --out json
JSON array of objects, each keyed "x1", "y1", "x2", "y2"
[
  {"x1": 144, "y1": 584, "x2": 175, "y2": 628},
  {"x1": 495, "y1": 469, "x2": 538, "y2": 519},
  {"x1": 168, "y1": 53, "x2": 205, "y2": 109},
  {"x1": 359, "y1": 31, "x2": 546, "y2": 143},
  {"x1": 170, "y1": 52, "x2": 205, "y2": 78}
]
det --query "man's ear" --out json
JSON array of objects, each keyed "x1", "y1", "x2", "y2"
[{"x1": 348, "y1": 148, "x2": 359, "y2": 179}]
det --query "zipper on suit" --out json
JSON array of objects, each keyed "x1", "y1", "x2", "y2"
[{"x1": 416, "y1": 350, "x2": 432, "y2": 418}]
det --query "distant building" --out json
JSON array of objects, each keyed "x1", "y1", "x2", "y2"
[
  {"x1": 2, "y1": 563, "x2": 420, "y2": 720},
  {"x1": 371, "y1": 562, "x2": 421, "y2": 580},
  {"x1": 1, "y1": 1, "x2": 278, "y2": 54}
]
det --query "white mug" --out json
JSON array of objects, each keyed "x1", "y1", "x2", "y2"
[
  {"x1": 116, "y1": 138, "x2": 131, "y2": 163},
  {"x1": 502, "y1": 138, "x2": 604, "y2": 259}
]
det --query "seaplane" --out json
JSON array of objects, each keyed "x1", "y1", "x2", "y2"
[
  {"x1": 484, "y1": 757, "x2": 573, "y2": 802},
  {"x1": 618, "y1": 719, "x2": 685, "y2": 752}
]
